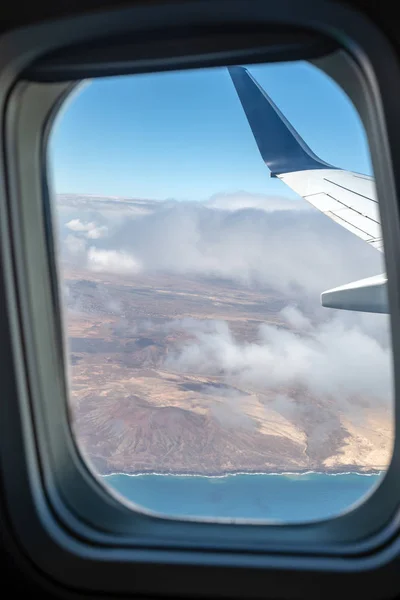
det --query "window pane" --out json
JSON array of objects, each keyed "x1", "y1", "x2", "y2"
[{"x1": 48, "y1": 61, "x2": 393, "y2": 523}]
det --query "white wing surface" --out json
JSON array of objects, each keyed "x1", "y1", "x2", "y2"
[{"x1": 279, "y1": 170, "x2": 382, "y2": 251}]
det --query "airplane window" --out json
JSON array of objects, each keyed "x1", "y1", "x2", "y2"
[{"x1": 48, "y1": 61, "x2": 394, "y2": 523}]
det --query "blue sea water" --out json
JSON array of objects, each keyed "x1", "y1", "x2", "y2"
[{"x1": 104, "y1": 472, "x2": 384, "y2": 523}]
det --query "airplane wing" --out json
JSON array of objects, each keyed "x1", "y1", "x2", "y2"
[{"x1": 228, "y1": 66, "x2": 388, "y2": 314}]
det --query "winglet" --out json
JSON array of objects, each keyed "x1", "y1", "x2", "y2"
[{"x1": 228, "y1": 66, "x2": 336, "y2": 176}]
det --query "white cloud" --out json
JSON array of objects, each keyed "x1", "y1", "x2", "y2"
[
  {"x1": 58, "y1": 192, "x2": 384, "y2": 308},
  {"x1": 91, "y1": 198, "x2": 382, "y2": 297},
  {"x1": 280, "y1": 305, "x2": 312, "y2": 330},
  {"x1": 64, "y1": 234, "x2": 87, "y2": 257},
  {"x1": 86, "y1": 225, "x2": 108, "y2": 239},
  {"x1": 207, "y1": 192, "x2": 310, "y2": 212},
  {"x1": 66, "y1": 218, "x2": 108, "y2": 239},
  {"x1": 164, "y1": 309, "x2": 392, "y2": 408},
  {"x1": 57, "y1": 193, "x2": 392, "y2": 439},
  {"x1": 66, "y1": 218, "x2": 92, "y2": 232},
  {"x1": 87, "y1": 247, "x2": 142, "y2": 275}
]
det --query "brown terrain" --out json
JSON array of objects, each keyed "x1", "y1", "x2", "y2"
[{"x1": 64, "y1": 267, "x2": 393, "y2": 476}]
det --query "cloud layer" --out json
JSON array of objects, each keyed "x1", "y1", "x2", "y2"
[
  {"x1": 57, "y1": 192, "x2": 384, "y2": 303},
  {"x1": 165, "y1": 308, "x2": 392, "y2": 407},
  {"x1": 57, "y1": 191, "x2": 393, "y2": 439}
]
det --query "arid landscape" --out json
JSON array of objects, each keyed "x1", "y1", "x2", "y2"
[{"x1": 59, "y1": 193, "x2": 392, "y2": 476}]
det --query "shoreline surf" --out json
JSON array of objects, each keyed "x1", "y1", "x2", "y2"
[{"x1": 102, "y1": 469, "x2": 385, "y2": 479}]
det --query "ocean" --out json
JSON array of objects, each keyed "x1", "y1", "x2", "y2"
[{"x1": 103, "y1": 472, "x2": 383, "y2": 523}]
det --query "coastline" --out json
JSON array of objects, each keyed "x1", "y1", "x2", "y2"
[{"x1": 102, "y1": 468, "x2": 385, "y2": 479}]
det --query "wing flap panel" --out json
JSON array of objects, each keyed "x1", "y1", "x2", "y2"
[{"x1": 279, "y1": 170, "x2": 382, "y2": 250}]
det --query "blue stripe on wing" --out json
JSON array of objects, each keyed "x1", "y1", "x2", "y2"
[{"x1": 228, "y1": 66, "x2": 336, "y2": 176}]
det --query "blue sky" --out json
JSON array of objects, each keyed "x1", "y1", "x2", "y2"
[{"x1": 49, "y1": 61, "x2": 373, "y2": 201}]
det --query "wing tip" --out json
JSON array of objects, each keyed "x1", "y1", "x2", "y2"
[{"x1": 228, "y1": 65, "x2": 336, "y2": 175}]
